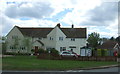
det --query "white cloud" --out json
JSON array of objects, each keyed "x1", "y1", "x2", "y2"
[
  {"x1": 0, "y1": 13, "x2": 14, "y2": 35},
  {"x1": 0, "y1": 0, "x2": 118, "y2": 38},
  {"x1": 4, "y1": 2, "x2": 54, "y2": 19}
]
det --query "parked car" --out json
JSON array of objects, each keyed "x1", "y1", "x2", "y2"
[{"x1": 60, "y1": 51, "x2": 78, "y2": 58}]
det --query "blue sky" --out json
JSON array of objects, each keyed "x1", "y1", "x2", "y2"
[{"x1": 0, "y1": 0, "x2": 119, "y2": 38}]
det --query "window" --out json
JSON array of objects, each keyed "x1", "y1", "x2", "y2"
[
  {"x1": 63, "y1": 52, "x2": 70, "y2": 54},
  {"x1": 10, "y1": 46, "x2": 15, "y2": 49},
  {"x1": 20, "y1": 46, "x2": 26, "y2": 50},
  {"x1": 60, "y1": 47, "x2": 66, "y2": 51},
  {"x1": 59, "y1": 37, "x2": 63, "y2": 41},
  {"x1": 50, "y1": 37, "x2": 53, "y2": 40},
  {"x1": 71, "y1": 38, "x2": 75, "y2": 41},
  {"x1": 38, "y1": 38, "x2": 42, "y2": 40},
  {"x1": 12, "y1": 36, "x2": 18, "y2": 39},
  {"x1": 10, "y1": 46, "x2": 12, "y2": 49}
]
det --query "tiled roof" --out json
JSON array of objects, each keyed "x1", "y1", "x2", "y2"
[
  {"x1": 17, "y1": 26, "x2": 86, "y2": 38},
  {"x1": 18, "y1": 27, "x2": 53, "y2": 38},
  {"x1": 61, "y1": 28, "x2": 86, "y2": 38},
  {"x1": 97, "y1": 40, "x2": 118, "y2": 50}
]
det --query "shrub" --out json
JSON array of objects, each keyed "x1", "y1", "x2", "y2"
[
  {"x1": 31, "y1": 49, "x2": 34, "y2": 52},
  {"x1": 50, "y1": 48, "x2": 59, "y2": 56},
  {"x1": 118, "y1": 54, "x2": 120, "y2": 58},
  {"x1": 38, "y1": 48, "x2": 47, "y2": 54}
]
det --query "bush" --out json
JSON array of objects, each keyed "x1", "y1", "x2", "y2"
[
  {"x1": 31, "y1": 49, "x2": 34, "y2": 52},
  {"x1": 38, "y1": 48, "x2": 47, "y2": 54},
  {"x1": 50, "y1": 48, "x2": 59, "y2": 56},
  {"x1": 118, "y1": 54, "x2": 120, "y2": 58}
]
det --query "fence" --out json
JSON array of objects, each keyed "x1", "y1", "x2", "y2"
[{"x1": 77, "y1": 56, "x2": 117, "y2": 61}]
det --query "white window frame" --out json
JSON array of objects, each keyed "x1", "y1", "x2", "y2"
[
  {"x1": 59, "y1": 37, "x2": 63, "y2": 41},
  {"x1": 71, "y1": 38, "x2": 75, "y2": 41}
]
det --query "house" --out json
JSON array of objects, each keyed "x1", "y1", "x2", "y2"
[
  {"x1": 97, "y1": 40, "x2": 120, "y2": 56},
  {"x1": 5, "y1": 23, "x2": 87, "y2": 55}
]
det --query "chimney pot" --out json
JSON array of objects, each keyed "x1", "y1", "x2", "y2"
[
  {"x1": 57, "y1": 23, "x2": 61, "y2": 28},
  {"x1": 72, "y1": 24, "x2": 74, "y2": 28}
]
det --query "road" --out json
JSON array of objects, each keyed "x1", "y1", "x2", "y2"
[
  {"x1": 83, "y1": 67, "x2": 119, "y2": 72},
  {"x1": 1, "y1": 67, "x2": 119, "y2": 73},
  {"x1": 66, "y1": 67, "x2": 119, "y2": 72}
]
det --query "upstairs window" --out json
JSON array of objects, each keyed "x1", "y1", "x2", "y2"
[
  {"x1": 71, "y1": 38, "x2": 75, "y2": 41},
  {"x1": 59, "y1": 37, "x2": 63, "y2": 41},
  {"x1": 50, "y1": 37, "x2": 53, "y2": 40},
  {"x1": 12, "y1": 36, "x2": 18, "y2": 39}
]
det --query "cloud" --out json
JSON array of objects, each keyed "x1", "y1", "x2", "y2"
[
  {"x1": 0, "y1": 13, "x2": 14, "y2": 36},
  {"x1": 1, "y1": 0, "x2": 118, "y2": 38},
  {"x1": 81, "y1": 2, "x2": 118, "y2": 26},
  {"x1": 5, "y1": 2, "x2": 54, "y2": 19}
]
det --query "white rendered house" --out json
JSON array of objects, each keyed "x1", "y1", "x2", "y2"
[{"x1": 6, "y1": 23, "x2": 87, "y2": 55}]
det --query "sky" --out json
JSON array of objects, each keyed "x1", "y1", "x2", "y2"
[{"x1": 0, "y1": 0, "x2": 119, "y2": 38}]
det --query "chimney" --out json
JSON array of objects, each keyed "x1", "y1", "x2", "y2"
[
  {"x1": 72, "y1": 24, "x2": 74, "y2": 28},
  {"x1": 57, "y1": 23, "x2": 61, "y2": 28}
]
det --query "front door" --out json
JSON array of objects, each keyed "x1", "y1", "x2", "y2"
[{"x1": 35, "y1": 46, "x2": 39, "y2": 55}]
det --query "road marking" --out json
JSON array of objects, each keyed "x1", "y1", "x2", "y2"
[{"x1": 66, "y1": 70, "x2": 84, "y2": 72}]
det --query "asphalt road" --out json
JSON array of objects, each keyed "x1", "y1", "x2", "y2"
[
  {"x1": 65, "y1": 67, "x2": 119, "y2": 72},
  {"x1": 2, "y1": 67, "x2": 119, "y2": 73},
  {"x1": 83, "y1": 67, "x2": 119, "y2": 72}
]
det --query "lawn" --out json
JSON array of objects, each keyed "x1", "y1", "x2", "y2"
[{"x1": 2, "y1": 56, "x2": 118, "y2": 71}]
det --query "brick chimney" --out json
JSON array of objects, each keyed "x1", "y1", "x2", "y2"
[{"x1": 57, "y1": 23, "x2": 61, "y2": 28}]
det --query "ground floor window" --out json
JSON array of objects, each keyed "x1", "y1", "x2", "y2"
[
  {"x1": 20, "y1": 46, "x2": 26, "y2": 50},
  {"x1": 60, "y1": 47, "x2": 66, "y2": 51},
  {"x1": 10, "y1": 46, "x2": 26, "y2": 50},
  {"x1": 10, "y1": 46, "x2": 14, "y2": 49}
]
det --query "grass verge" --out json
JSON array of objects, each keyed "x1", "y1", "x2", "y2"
[{"x1": 2, "y1": 56, "x2": 118, "y2": 71}]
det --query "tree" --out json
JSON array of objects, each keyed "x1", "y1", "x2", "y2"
[
  {"x1": 109, "y1": 37, "x2": 115, "y2": 41},
  {"x1": 13, "y1": 37, "x2": 20, "y2": 52},
  {"x1": 23, "y1": 37, "x2": 32, "y2": 53},
  {"x1": 87, "y1": 32, "x2": 101, "y2": 56},
  {"x1": 116, "y1": 36, "x2": 120, "y2": 43},
  {"x1": 87, "y1": 32, "x2": 101, "y2": 48},
  {"x1": 1, "y1": 36, "x2": 7, "y2": 54}
]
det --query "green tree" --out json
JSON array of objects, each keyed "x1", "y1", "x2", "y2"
[
  {"x1": 116, "y1": 36, "x2": 120, "y2": 43},
  {"x1": 13, "y1": 37, "x2": 20, "y2": 52},
  {"x1": 87, "y1": 32, "x2": 101, "y2": 48},
  {"x1": 87, "y1": 32, "x2": 101, "y2": 56},
  {"x1": 1, "y1": 36, "x2": 7, "y2": 54},
  {"x1": 23, "y1": 37, "x2": 32, "y2": 53},
  {"x1": 2, "y1": 42, "x2": 7, "y2": 54},
  {"x1": 109, "y1": 37, "x2": 115, "y2": 41}
]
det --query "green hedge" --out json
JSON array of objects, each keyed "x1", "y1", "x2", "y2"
[{"x1": 97, "y1": 49, "x2": 109, "y2": 56}]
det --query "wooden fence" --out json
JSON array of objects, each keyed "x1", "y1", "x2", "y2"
[{"x1": 77, "y1": 56, "x2": 117, "y2": 61}]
